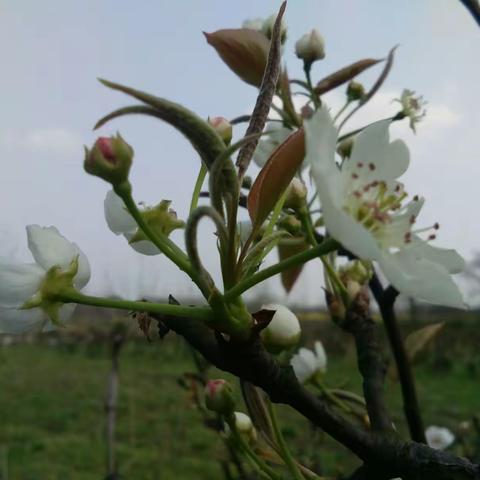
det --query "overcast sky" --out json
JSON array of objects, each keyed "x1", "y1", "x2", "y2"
[{"x1": 0, "y1": 1, "x2": 479, "y2": 306}]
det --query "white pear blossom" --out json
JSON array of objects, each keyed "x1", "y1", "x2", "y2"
[
  {"x1": 0, "y1": 225, "x2": 90, "y2": 333},
  {"x1": 425, "y1": 426, "x2": 455, "y2": 450},
  {"x1": 291, "y1": 341, "x2": 327, "y2": 383},
  {"x1": 253, "y1": 124, "x2": 293, "y2": 168},
  {"x1": 395, "y1": 89, "x2": 426, "y2": 133},
  {"x1": 305, "y1": 105, "x2": 466, "y2": 308},
  {"x1": 104, "y1": 190, "x2": 183, "y2": 256},
  {"x1": 260, "y1": 303, "x2": 301, "y2": 352}
]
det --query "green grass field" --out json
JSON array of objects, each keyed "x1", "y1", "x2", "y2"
[{"x1": 0, "y1": 324, "x2": 479, "y2": 480}]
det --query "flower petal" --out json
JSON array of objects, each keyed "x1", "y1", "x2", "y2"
[
  {"x1": 409, "y1": 239, "x2": 465, "y2": 274},
  {"x1": 38, "y1": 304, "x2": 77, "y2": 332},
  {"x1": 124, "y1": 233, "x2": 161, "y2": 256},
  {"x1": 314, "y1": 341, "x2": 327, "y2": 372},
  {"x1": 104, "y1": 190, "x2": 137, "y2": 235},
  {"x1": 0, "y1": 258, "x2": 45, "y2": 307},
  {"x1": 291, "y1": 349, "x2": 316, "y2": 383},
  {"x1": 0, "y1": 306, "x2": 45, "y2": 334},
  {"x1": 305, "y1": 104, "x2": 344, "y2": 206},
  {"x1": 349, "y1": 120, "x2": 409, "y2": 183},
  {"x1": 321, "y1": 197, "x2": 382, "y2": 260},
  {"x1": 26, "y1": 225, "x2": 90, "y2": 290},
  {"x1": 378, "y1": 250, "x2": 466, "y2": 309}
]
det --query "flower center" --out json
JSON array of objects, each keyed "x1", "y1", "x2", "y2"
[{"x1": 343, "y1": 167, "x2": 439, "y2": 249}]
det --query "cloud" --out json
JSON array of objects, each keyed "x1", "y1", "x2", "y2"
[{"x1": 0, "y1": 127, "x2": 82, "y2": 156}]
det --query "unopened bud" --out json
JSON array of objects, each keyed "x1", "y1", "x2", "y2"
[
  {"x1": 204, "y1": 29, "x2": 269, "y2": 88},
  {"x1": 284, "y1": 178, "x2": 307, "y2": 210},
  {"x1": 336, "y1": 137, "x2": 355, "y2": 159},
  {"x1": 262, "y1": 14, "x2": 287, "y2": 44},
  {"x1": 278, "y1": 215, "x2": 302, "y2": 236},
  {"x1": 295, "y1": 29, "x2": 325, "y2": 65},
  {"x1": 346, "y1": 81, "x2": 365, "y2": 102},
  {"x1": 208, "y1": 116, "x2": 233, "y2": 145},
  {"x1": 346, "y1": 280, "x2": 362, "y2": 301},
  {"x1": 232, "y1": 412, "x2": 257, "y2": 442},
  {"x1": 84, "y1": 134, "x2": 133, "y2": 186},
  {"x1": 260, "y1": 303, "x2": 301, "y2": 353},
  {"x1": 242, "y1": 18, "x2": 263, "y2": 31},
  {"x1": 339, "y1": 260, "x2": 371, "y2": 285},
  {"x1": 205, "y1": 379, "x2": 236, "y2": 415}
]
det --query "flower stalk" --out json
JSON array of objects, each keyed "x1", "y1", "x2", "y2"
[
  {"x1": 55, "y1": 290, "x2": 213, "y2": 322},
  {"x1": 224, "y1": 238, "x2": 338, "y2": 302}
]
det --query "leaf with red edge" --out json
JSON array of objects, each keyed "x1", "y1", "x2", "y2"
[
  {"x1": 278, "y1": 238, "x2": 310, "y2": 293},
  {"x1": 204, "y1": 29, "x2": 270, "y2": 88},
  {"x1": 248, "y1": 129, "x2": 305, "y2": 229}
]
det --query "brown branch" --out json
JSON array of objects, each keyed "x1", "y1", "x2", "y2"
[
  {"x1": 152, "y1": 298, "x2": 480, "y2": 480},
  {"x1": 336, "y1": 291, "x2": 392, "y2": 433},
  {"x1": 370, "y1": 273, "x2": 427, "y2": 444},
  {"x1": 459, "y1": 0, "x2": 480, "y2": 26}
]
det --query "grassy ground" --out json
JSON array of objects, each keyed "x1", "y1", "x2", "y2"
[{"x1": 0, "y1": 325, "x2": 479, "y2": 480}]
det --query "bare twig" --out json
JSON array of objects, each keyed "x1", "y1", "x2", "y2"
[
  {"x1": 104, "y1": 332, "x2": 125, "y2": 480},
  {"x1": 459, "y1": 0, "x2": 480, "y2": 26},
  {"x1": 334, "y1": 291, "x2": 392, "y2": 433},
  {"x1": 151, "y1": 298, "x2": 480, "y2": 480},
  {"x1": 369, "y1": 273, "x2": 427, "y2": 444}
]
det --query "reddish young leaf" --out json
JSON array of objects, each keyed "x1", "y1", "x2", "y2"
[
  {"x1": 314, "y1": 58, "x2": 382, "y2": 95},
  {"x1": 278, "y1": 238, "x2": 310, "y2": 293},
  {"x1": 248, "y1": 129, "x2": 305, "y2": 229},
  {"x1": 204, "y1": 29, "x2": 270, "y2": 88}
]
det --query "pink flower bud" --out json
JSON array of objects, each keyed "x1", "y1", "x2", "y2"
[
  {"x1": 84, "y1": 133, "x2": 133, "y2": 186},
  {"x1": 96, "y1": 137, "x2": 116, "y2": 163},
  {"x1": 208, "y1": 116, "x2": 233, "y2": 145},
  {"x1": 205, "y1": 379, "x2": 236, "y2": 415}
]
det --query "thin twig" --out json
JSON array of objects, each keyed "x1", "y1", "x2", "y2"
[
  {"x1": 369, "y1": 273, "x2": 427, "y2": 444},
  {"x1": 459, "y1": 0, "x2": 480, "y2": 26}
]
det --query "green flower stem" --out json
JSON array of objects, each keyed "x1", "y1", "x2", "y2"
[
  {"x1": 266, "y1": 399, "x2": 305, "y2": 480},
  {"x1": 115, "y1": 183, "x2": 203, "y2": 288},
  {"x1": 298, "y1": 208, "x2": 349, "y2": 306},
  {"x1": 189, "y1": 162, "x2": 208, "y2": 215},
  {"x1": 333, "y1": 100, "x2": 352, "y2": 123},
  {"x1": 238, "y1": 189, "x2": 289, "y2": 279},
  {"x1": 224, "y1": 238, "x2": 338, "y2": 302},
  {"x1": 229, "y1": 427, "x2": 281, "y2": 480},
  {"x1": 56, "y1": 290, "x2": 213, "y2": 322},
  {"x1": 304, "y1": 62, "x2": 319, "y2": 108},
  {"x1": 312, "y1": 379, "x2": 354, "y2": 415}
]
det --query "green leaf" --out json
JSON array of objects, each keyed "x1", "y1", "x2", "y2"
[{"x1": 96, "y1": 80, "x2": 226, "y2": 169}]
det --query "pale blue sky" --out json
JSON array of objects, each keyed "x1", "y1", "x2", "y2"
[{"x1": 0, "y1": 1, "x2": 478, "y2": 305}]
